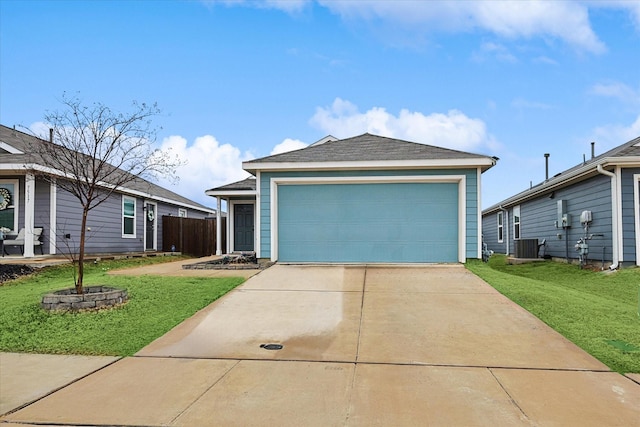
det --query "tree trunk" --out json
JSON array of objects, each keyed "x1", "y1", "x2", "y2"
[{"x1": 76, "y1": 208, "x2": 88, "y2": 294}]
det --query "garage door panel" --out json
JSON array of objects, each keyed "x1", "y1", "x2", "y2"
[{"x1": 278, "y1": 182, "x2": 458, "y2": 263}]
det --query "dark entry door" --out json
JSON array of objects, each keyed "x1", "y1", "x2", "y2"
[{"x1": 234, "y1": 204, "x2": 254, "y2": 252}]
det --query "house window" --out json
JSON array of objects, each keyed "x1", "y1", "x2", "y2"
[
  {"x1": 497, "y1": 211, "x2": 503, "y2": 242},
  {"x1": 0, "y1": 180, "x2": 18, "y2": 233},
  {"x1": 513, "y1": 205, "x2": 521, "y2": 239},
  {"x1": 178, "y1": 208, "x2": 187, "y2": 218},
  {"x1": 122, "y1": 196, "x2": 136, "y2": 238}
]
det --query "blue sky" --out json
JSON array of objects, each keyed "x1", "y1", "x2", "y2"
[{"x1": 1, "y1": 0, "x2": 639, "y2": 209}]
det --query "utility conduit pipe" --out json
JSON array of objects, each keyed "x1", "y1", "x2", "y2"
[{"x1": 596, "y1": 164, "x2": 620, "y2": 270}]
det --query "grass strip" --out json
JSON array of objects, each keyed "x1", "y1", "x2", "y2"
[
  {"x1": 0, "y1": 258, "x2": 244, "y2": 356},
  {"x1": 467, "y1": 255, "x2": 640, "y2": 373}
]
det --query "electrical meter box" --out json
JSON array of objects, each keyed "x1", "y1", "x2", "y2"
[
  {"x1": 557, "y1": 200, "x2": 570, "y2": 228},
  {"x1": 580, "y1": 210, "x2": 593, "y2": 224}
]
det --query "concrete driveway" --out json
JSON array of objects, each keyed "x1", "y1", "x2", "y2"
[{"x1": 3, "y1": 264, "x2": 639, "y2": 426}]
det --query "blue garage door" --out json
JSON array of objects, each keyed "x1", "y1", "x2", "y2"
[{"x1": 277, "y1": 182, "x2": 458, "y2": 263}]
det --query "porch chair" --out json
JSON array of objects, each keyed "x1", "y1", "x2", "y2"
[{"x1": 2, "y1": 227, "x2": 44, "y2": 256}]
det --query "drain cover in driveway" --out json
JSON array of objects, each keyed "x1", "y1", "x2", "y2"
[{"x1": 260, "y1": 343, "x2": 283, "y2": 350}]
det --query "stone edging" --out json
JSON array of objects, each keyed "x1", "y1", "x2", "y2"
[
  {"x1": 41, "y1": 286, "x2": 128, "y2": 311},
  {"x1": 183, "y1": 261, "x2": 274, "y2": 270}
]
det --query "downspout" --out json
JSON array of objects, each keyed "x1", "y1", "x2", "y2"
[
  {"x1": 500, "y1": 205, "x2": 509, "y2": 255},
  {"x1": 596, "y1": 164, "x2": 619, "y2": 270}
]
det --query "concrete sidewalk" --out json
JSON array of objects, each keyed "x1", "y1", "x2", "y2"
[
  {"x1": 2, "y1": 265, "x2": 639, "y2": 426},
  {"x1": 107, "y1": 255, "x2": 263, "y2": 279},
  {"x1": 0, "y1": 353, "x2": 119, "y2": 415}
]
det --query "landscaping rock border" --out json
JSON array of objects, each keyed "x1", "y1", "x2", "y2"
[
  {"x1": 183, "y1": 253, "x2": 274, "y2": 271},
  {"x1": 41, "y1": 286, "x2": 128, "y2": 312},
  {"x1": 0, "y1": 264, "x2": 35, "y2": 283}
]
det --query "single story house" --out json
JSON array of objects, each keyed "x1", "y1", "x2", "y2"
[
  {"x1": 482, "y1": 136, "x2": 640, "y2": 269},
  {"x1": 207, "y1": 133, "x2": 496, "y2": 263},
  {"x1": 0, "y1": 124, "x2": 215, "y2": 257}
]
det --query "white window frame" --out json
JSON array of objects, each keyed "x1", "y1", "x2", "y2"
[
  {"x1": 122, "y1": 196, "x2": 137, "y2": 238},
  {"x1": 178, "y1": 208, "x2": 187, "y2": 218},
  {"x1": 513, "y1": 205, "x2": 521, "y2": 240},
  {"x1": 0, "y1": 179, "x2": 19, "y2": 232},
  {"x1": 497, "y1": 211, "x2": 504, "y2": 243}
]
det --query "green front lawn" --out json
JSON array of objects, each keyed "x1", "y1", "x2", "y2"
[
  {"x1": 467, "y1": 255, "x2": 640, "y2": 373},
  {"x1": 0, "y1": 258, "x2": 244, "y2": 356}
]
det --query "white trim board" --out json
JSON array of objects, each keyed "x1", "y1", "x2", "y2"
[{"x1": 247, "y1": 158, "x2": 494, "y2": 172}]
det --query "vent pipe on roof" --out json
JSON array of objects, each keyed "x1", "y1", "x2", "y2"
[
  {"x1": 591, "y1": 141, "x2": 595, "y2": 159},
  {"x1": 544, "y1": 153, "x2": 550, "y2": 180},
  {"x1": 49, "y1": 128, "x2": 53, "y2": 143}
]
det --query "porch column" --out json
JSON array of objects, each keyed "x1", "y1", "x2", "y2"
[
  {"x1": 226, "y1": 198, "x2": 231, "y2": 254},
  {"x1": 216, "y1": 197, "x2": 222, "y2": 255},
  {"x1": 24, "y1": 173, "x2": 35, "y2": 257}
]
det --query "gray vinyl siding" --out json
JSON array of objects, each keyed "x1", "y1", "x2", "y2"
[
  {"x1": 16, "y1": 176, "x2": 24, "y2": 230},
  {"x1": 483, "y1": 174, "x2": 615, "y2": 262},
  {"x1": 4, "y1": 173, "x2": 210, "y2": 256},
  {"x1": 482, "y1": 211, "x2": 507, "y2": 255},
  {"x1": 55, "y1": 188, "x2": 143, "y2": 254},
  {"x1": 620, "y1": 168, "x2": 640, "y2": 265},
  {"x1": 34, "y1": 178, "x2": 51, "y2": 254},
  {"x1": 519, "y1": 175, "x2": 613, "y2": 262},
  {"x1": 55, "y1": 188, "x2": 212, "y2": 255}
]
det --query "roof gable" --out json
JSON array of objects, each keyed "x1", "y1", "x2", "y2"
[
  {"x1": 0, "y1": 124, "x2": 213, "y2": 212},
  {"x1": 244, "y1": 133, "x2": 496, "y2": 172},
  {"x1": 483, "y1": 135, "x2": 640, "y2": 213},
  {"x1": 206, "y1": 177, "x2": 256, "y2": 194}
]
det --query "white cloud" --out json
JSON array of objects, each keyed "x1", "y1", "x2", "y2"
[
  {"x1": 205, "y1": 1, "x2": 640, "y2": 53},
  {"x1": 589, "y1": 81, "x2": 640, "y2": 105},
  {"x1": 592, "y1": 1, "x2": 640, "y2": 30},
  {"x1": 27, "y1": 121, "x2": 50, "y2": 137},
  {"x1": 472, "y1": 42, "x2": 518, "y2": 63},
  {"x1": 591, "y1": 114, "x2": 640, "y2": 150},
  {"x1": 154, "y1": 134, "x2": 254, "y2": 207},
  {"x1": 532, "y1": 56, "x2": 559, "y2": 66},
  {"x1": 317, "y1": 1, "x2": 606, "y2": 53},
  {"x1": 309, "y1": 98, "x2": 499, "y2": 153},
  {"x1": 271, "y1": 138, "x2": 308, "y2": 155}
]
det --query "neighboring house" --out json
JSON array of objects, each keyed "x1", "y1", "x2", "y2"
[
  {"x1": 0, "y1": 125, "x2": 215, "y2": 257},
  {"x1": 206, "y1": 133, "x2": 496, "y2": 263},
  {"x1": 482, "y1": 136, "x2": 640, "y2": 269}
]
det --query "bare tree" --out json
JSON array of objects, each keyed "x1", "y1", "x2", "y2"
[{"x1": 29, "y1": 93, "x2": 181, "y2": 294}]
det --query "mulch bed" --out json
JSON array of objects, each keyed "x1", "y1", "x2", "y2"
[{"x1": 0, "y1": 264, "x2": 35, "y2": 283}]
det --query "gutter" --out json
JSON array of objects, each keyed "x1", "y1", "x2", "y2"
[
  {"x1": 596, "y1": 164, "x2": 619, "y2": 270},
  {"x1": 482, "y1": 156, "x2": 636, "y2": 215}
]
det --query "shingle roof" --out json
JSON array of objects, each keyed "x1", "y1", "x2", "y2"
[
  {"x1": 244, "y1": 133, "x2": 495, "y2": 165},
  {"x1": 483, "y1": 135, "x2": 640, "y2": 213},
  {"x1": 206, "y1": 177, "x2": 256, "y2": 193},
  {"x1": 0, "y1": 124, "x2": 214, "y2": 212}
]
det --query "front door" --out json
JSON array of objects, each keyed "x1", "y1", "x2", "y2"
[
  {"x1": 145, "y1": 202, "x2": 156, "y2": 251},
  {"x1": 234, "y1": 204, "x2": 254, "y2": 252}
]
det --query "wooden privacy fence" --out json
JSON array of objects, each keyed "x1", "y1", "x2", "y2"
[{"x1": 162, "y1": 216, "x2": 226, "y2": 258}]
